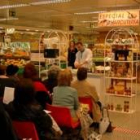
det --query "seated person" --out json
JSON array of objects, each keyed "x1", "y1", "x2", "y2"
[
  {"x1": 6, "y1": 64, "x2": 19, "y2": 82},
  {"x1": 23, "y1": 62, "x2": 52, "y2": 107},
  {"x1": 71, "y1": 67, "x2": 102, "y2": 122},
  {"x1": 0, "y1": 65, "x2": 17, "y2": 97},
  {"x1": 5, "y1": 78, "x2": 57, "y2": 140},
  {"x1": 52, "y1": 69, "x2": 79, "y2": 121},
  {"x1": 43, "y1": 65, "x2": 60, "y2": 94},
  {"x1": 0, "y1": 102, "x2": 18, "y2": 140}
]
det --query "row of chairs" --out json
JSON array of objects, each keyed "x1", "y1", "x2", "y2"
[{"x1": 11, "y1": 97, "x2": 93, "y2": 140}]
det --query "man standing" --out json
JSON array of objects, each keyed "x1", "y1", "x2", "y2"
[{"x1": 74, "y1": 42, "x2": 93, "y2": 69}]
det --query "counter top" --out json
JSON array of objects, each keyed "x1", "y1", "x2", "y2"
[{"x1": 40, "y1": 69, "x2": 104, "y2": 78}]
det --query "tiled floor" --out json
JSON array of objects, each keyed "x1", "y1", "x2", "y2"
[{"x1": 102, "y1": 94, "x2": 140, "y2": 140}]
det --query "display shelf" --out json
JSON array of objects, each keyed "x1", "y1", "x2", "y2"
[
  {"x1": 106, "y1": 93, "x2": 136, "y2": 98},
  {"x1": 0, "y1": 56, "x2": 30, "y2": 60},
  {"x1": 40, "y1": 31, "x2": 68, "y2": 72},
  {"x1": 108, "y1": 109, "x2": 135, "y2": 114},
  {"x1": 104, "y1": 27, "x2": 139, "y2": 114},
  {"x1": 105, "y1": 77, "x2": 137, "y2": 80},
  {"x1": 0, "y1": 42, "x2": 30, "y2": 67},
  {"x1": 106, "y1": 43, "x2": 135, "y2": 46},
  {"x1": 106, "y1": 60, "x2": 138, "y2": 63}
]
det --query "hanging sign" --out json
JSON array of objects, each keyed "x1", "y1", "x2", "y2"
[
  {"x1": 98, "y1": 10, "x2": 139, "y2": 27},
  {"x1": 6, "y1": 28, "x2": 15, "y2": 34}
]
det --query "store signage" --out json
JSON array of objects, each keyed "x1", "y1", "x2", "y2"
[
  {"x1": 6, "y1": 28, "x2": 15, "y2": 34},
  {"x1": 98, "y1": 10, "x2": 139, "y2": 27}
]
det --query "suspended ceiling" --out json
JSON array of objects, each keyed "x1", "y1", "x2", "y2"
[{"x1": 0, "y1": 0, "x2": 139, "y2": 34}]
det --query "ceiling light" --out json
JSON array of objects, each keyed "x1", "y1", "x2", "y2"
[
  {"x1": 80, "y1": 20, "x2": 98, "y2": 23},
  {"x1": 74, "y1": 11, "x2": 106, "y2": 15},
  {"x1": 0, "y1": 17, "x2": 18, "y2": 21},
  {"x1": 0, "y1": 0, "x2": 71, "y2": 10},
  {"x1": 0, "y1": 3, "x2": 30, "y2": 10},
  {"x1": 30, "y1": 0, "x2": 71, "y2": 5}
]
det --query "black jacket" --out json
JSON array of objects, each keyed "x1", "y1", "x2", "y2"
[
  {"x1": 6, "y1": 101, "x2": 53, "y2": 140},
  {"x1": 0, "y1": 102, "x2": 18, "y2": 140}
]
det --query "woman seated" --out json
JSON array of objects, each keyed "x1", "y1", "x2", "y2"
[
  {"x1": 71, "y1": 67, "x2": 102, "y2": 122},
  {"x1": 43, "y1": 65, "x2": 60, "y2": 95},
  {"x1": 6, "y1": 78, "x2": 59, "y2": 140},
  {"x1": 23, "y1": 62, "x2": 52, "y2": 107},
  {"x1": 52, "y1": 69, "x2": 79, "y2": 121}
]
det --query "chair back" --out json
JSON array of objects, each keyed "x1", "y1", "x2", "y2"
[
  {"x1": 79, "y1": 96, "x2": 93, "y2": 113},
  {"x1": 12, "y1": 121, "x2": 39, "y2": 140},
  {"x1": 46, "y1": 104, "x2": 80, "y2": 129}
]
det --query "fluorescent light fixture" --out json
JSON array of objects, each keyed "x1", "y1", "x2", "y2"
[
  {"x1": 0, "y1": 17, "x2": 18, "y2": 21},
  {"x1": 80, "y1": 20, "x2": 98, "y2": 23},
  {"x1": 74, "y1": 11, "x2": 106, "y2": 15},
  {"x1": 0, "y1": 4, "x2": 30, "y2": 10},
  {"x1": 30, "y1": 0, "x2": 71, "y2": 5},
  {"x1": 0, "y1": 0, "x2": 71, "y2": 10}
]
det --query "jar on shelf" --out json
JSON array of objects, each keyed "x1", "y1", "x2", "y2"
[
  {"x1": 110, "y1": 103, "x2": 114, "y2": 110},
  {"x1": 124, "y1": 101, "x2": 127, "y2": 112},
  {"x1": 126, "y1": 101, "x2": 130, "y2": 112},
  {"x1": 124, "y1": 101, "x2": 130, "y2": 112}
]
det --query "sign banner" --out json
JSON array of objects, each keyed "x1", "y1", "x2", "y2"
[{"x1": 98, "y1": 10, "x2": 139, "y2": 27}]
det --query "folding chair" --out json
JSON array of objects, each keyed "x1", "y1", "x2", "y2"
[
  {"x1": 78, "y1": 96, "x2": 93, "y2": 114},
  {"x1": 46, "y1": 104, "x2": 80, "y2": 128},
  {"x1": 46, "y1": 104, "x2": 81, "y2": 138},
  {"x1": 12, "y1": 121, "x2": 39, "y2": 140}
]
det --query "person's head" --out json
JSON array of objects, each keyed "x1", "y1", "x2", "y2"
[
  {"x1": 88, "y1": 44, "x2": 94, "y2": 51},
  {"x1": 23, "y1": 62, "x2": 38, "y2": 80},
  {"x1": 58, "y1": 69, "x2": 73, "y2": 86},
  {"x1": 69, "y1": 41, "x2": 75, "y2": 48},
  {"x1": 14, "y1": 78, "x2": 35, "y2": 105},
  {"x1": 76, "y1": 42, "x2": 84, "y2": 52},
  {"x1": 0, "y1": 65, "x2": 6, "y2": 75},
  {"x1": 6, "y1": 64, "x2": 19, "y2": 76},
  {"x1": 77, "y1": 67, "x2": 88, "y2": 81},
  {"x1": 48, "y1": 65, "x2": 60, "y2": 80}
]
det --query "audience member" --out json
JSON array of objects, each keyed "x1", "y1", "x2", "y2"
[
  {"x1": 0, "y1": 65, "x2": 17, "y2": 97},
  {"x1": 5, "y1": 79, "x2": 58, "y2": 140},
  {"x1": 6, "y1": 64, "x2": 19, "y2": 81},
  {"x1": 52, "y1": 69, "x2": 79, "y2": 121},
  {"x1": 43, "y1": 65, "x2": 60, "y2": 94},
  {"x1": 68, "y1": 41, "x2": 77, "y2": 68},
  {"x1": 0, "y1": 102, "x2": 18, "y2": 140},
  {"x1": 23, "y1": 62, "x2": 52, "y2": 108},
  {"x1": 71, "y1": 67, "x2": 102, "y2": 122}
]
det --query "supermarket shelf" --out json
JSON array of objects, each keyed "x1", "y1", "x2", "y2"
[
  {"x1": 106, "y1": 43, "x2": 135, "y2": 46},
  {"x1": 0, "y1": 56, "x2": 30, "y2": 60},
  {"x1": 108, "y1": 109, "x2": 135, "y2": 114},
  {"x1": 105, "y1": 76, "x2": 137, "y2": 80},
  {"x1": 105, "y1": 93, "x2": 136, "y2": 98},
  {"x1": 106, "y1": 60, "x2": 138, "y2": 63}
]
